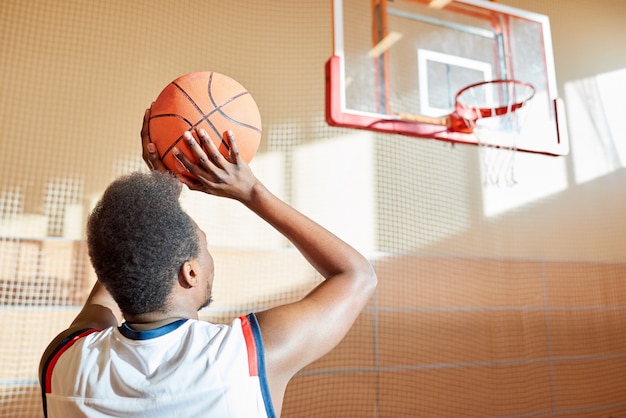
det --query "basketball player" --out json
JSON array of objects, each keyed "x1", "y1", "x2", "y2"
[{"x1": 39, "y1": 108, "x2": 377, "y2": 417}]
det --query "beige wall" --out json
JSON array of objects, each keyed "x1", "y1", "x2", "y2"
[{"x1": 1, "y1": 0, "x2": 625, "y2": 257}]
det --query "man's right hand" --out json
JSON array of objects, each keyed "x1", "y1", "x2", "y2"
[{"x1": 171, "y1": 128, "x2": 260, "y2": 203}]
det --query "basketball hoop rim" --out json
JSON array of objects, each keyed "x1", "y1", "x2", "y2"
[{"x1": 454, "y1": 79, "x2": 536, "y2": 121}]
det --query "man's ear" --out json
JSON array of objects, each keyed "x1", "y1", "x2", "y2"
[{"x1": 179, "y1": 260, "x2": 198, "y2": 289}]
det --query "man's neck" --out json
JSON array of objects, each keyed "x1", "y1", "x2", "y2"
[
  {"x1": 124, "y1": 317, "x2": 188, "y2": 331},
  {"x1": 124, "y1": 308, "x2": 198, "y2": 331}
]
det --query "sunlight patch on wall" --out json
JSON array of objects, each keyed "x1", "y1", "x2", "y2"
[{"x1": 565, "y1": 68, "x2": 626, "y2": 184}]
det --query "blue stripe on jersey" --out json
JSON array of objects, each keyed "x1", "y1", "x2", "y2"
[
  {"x1": 118, "y1": 318, "x2": 189, "y2": 340},
  {"x1": 246, "y1": 313, "x2": 277, "y2": 418}
]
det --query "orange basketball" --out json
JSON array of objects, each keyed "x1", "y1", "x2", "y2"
[{"x1": 149, "y1": 71, "x2": 262, "y2": 176}]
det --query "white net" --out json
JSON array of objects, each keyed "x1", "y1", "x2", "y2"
[
  {"x1": 2, "y1": 1, "x2": 626, "y2": 418},
  {"x1": 456, "y1": 80, "x2": 535, "y2": 187}
]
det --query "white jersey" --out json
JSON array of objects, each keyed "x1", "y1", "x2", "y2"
[{"x1": 41, "y1": 313, "x2": 275, "y2": 418}]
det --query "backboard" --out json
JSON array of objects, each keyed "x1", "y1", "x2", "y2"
[{"x1": 326, "y1": 0, "x2": 569, "y2": 155}]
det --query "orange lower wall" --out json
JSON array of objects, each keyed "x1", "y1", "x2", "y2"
[
  {"x1": 282, "y1": 256, "x2": 626, "y2": 417},
  {"x1": 3, "y1": 253, "x2": 626, "y2": 418}
]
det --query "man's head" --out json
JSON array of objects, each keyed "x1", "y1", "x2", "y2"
[{"x1": 86, "y1": 171, "x2": 206, "y2": 316}]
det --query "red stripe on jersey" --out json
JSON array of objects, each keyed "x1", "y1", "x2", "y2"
[
  {"x1": 44, "y1": 329, "x2": 100, "y2": 393},
  {"x1": 240, "y1": 316, "x2": 259, "y2": 376}
]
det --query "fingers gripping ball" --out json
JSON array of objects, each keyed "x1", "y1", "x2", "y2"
[{"x1": 149, "y1": 71, "x2": 262, "y2": 176}]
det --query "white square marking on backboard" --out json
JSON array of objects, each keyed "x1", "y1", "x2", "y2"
[{"x1": 418, "y1": 49, "x2": 492, "y2": 117}]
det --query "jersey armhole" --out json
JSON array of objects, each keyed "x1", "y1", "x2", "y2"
[
  {"x1": 240, "y1": 313, "x2": 277, "y2": 418},
  {"x1": 40, "y1": 328, "x2": 100, "y2": 417}
]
